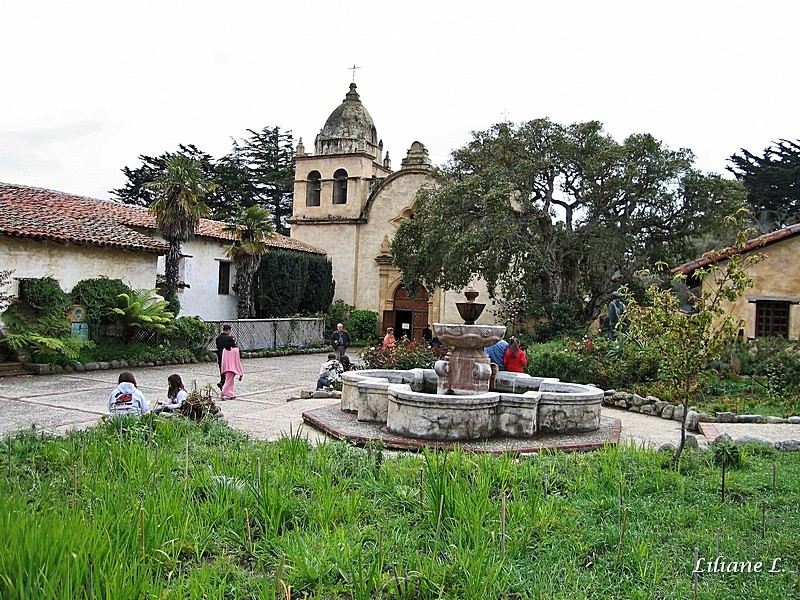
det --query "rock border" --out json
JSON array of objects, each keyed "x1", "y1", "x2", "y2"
[{"x1": 21, "y1": 347, "x2": 331, "y2": 376}]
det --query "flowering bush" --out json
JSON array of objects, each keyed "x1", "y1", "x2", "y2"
[{"x1": 359, "y1": 340, "x2": 450, "y2": 370}]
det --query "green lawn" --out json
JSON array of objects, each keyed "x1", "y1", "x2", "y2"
[{"x1": 2, "y1": 418, "x2": 798, "y2": 599}]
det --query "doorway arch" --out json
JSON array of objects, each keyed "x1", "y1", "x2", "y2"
[{"x1": 383, "y1": 284, "x2": 429, "y2": 342}]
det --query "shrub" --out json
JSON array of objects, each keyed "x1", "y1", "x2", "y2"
[
  {"x1": 325, "y1": 299, "x2": 353, "y2": 339},
  {"x1": 111, "y1": 289, "x2": 175, "y2": 334},
  {"x1": 345, "y1": 309, "x2": 378, "y2": 343},
  {"x1": 360, "y1": 340, "x2": 449, "y2": 370},
  {"x1": 70, "y1": 277, "x2": 133, "y2": 341},
  {"x1": 300, "y1": 254, "x2": 335, "y2": 314},
  {"x1": 526, "y1": 339, "x2": 589, "y2": 382},
  {"x1": 532, "y1": 302, "x2": 584, "y2": 342},
  {"x1": 167, "y1": 316, "x2": 215, "y2": 357},
  {"x1": 256, "y1": 250, "x2": 308, "y2": 317},
  {"x1": 18, "y1": 277, "x2": 70, "y2": 318}
]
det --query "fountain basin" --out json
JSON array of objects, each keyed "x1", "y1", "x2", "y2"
[
  {"x1": 343, "y1": 368, "x2": 603, "y2": 441},
  {"x1": 433, "y1": 323, "x2": 505, "y2": 348}
]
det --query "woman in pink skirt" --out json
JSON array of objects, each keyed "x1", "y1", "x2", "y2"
[{"x1": 220, "y1": 339, "x2": 244, "y2": 399}]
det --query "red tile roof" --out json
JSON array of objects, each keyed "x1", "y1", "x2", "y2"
[
  {"x1": 0, "y1": 182, "x2": 169, "y2": 254},
  {"x1": 672, "y1": 223, "x2": 800, "y2": 275},
  {"x1": 0, "y1": 182, "x2": 325, "y2": 256}
]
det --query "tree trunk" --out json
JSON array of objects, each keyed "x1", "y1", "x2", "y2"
[{"x1": 164, "y1": 242, "x2": 182, "y2": 302}]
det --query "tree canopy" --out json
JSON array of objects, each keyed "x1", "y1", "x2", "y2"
[
  {"x1": 145, "y1": 153, "x2": 215, "y2": 303},
  {"x1": 111, "y1": 126, "x2": 295, "y2": 235},
  {"x1": 727, "y1": 139, "x2": 800, "y2": 231},
  {"x1": 391, "y1": 119, "x2": 746, "y2": 327}
]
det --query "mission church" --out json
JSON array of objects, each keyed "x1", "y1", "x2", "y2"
[{"x1": 289, "y1": 83, "x2": 498, "y2": 341}]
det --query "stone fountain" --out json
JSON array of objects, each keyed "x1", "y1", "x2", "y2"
[
  {"x1": 433, "y1": 286, "x2": 505, "y2": 395},
  {"x1": 335, "y1": 289, "x2": 604, "y2": 442}
]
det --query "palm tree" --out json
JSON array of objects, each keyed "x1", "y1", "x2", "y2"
[
  {"x1": 223, "y1": 204, "x2": 274, "y2": 318},
  {"x1": 145, "y1": 154, "x2": 216, "y2": 303}
]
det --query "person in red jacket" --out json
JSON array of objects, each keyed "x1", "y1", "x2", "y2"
[{"x1": 503, "y1": 337, "x2": 528, "y2": 373}]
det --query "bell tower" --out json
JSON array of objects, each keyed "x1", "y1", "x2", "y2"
[{"x1": 290, "y1": 83, "x2": 392, "y2": 223}]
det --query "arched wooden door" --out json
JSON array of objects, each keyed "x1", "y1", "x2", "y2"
[{"x1": 383, "y1": 285, "x2": 429, "y2": 342}]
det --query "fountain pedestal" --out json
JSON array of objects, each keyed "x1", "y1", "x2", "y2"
[
  {"x1": 433, "y1": 287, "x2": 505, "y2": 394},
  {"x1": 433, "y1": 325, "x2": 504, "y2": 394}
]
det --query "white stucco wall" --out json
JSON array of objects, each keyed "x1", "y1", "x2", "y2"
[
  {"x1": 2, "y1": 236, "x2": 158, "y2": 297},
  {"x1": 154, "y1": 236, "x2": 239, "y2": 321}
]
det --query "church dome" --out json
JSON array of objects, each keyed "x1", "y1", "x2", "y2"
[{"x1": 315, "y1": 83, "x2": 381, "y2": 157}]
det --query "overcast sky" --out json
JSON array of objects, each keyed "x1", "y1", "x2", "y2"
[{"x1": 2, "y1": 1, "x2": 798, "y2": 202}]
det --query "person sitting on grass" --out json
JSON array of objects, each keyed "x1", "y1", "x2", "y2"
[
  {"x1": 108, "y1": 371, "x2": 149, "y2": 417},
  {"x1": 155, "y1": 374, "x2": 187, "y2": 415},
  {"x1": 317, "y1": 353, "x2": 343, "y2": 390}
]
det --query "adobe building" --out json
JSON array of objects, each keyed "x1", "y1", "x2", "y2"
[
  {"x1": 289, "y1": 83, "x2": 498, "y2": 340},
  {"x1": 673, "y1": 223, "x2": 800, "y2": 340}
]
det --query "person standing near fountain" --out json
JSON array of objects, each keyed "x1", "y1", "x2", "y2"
[
  {"x1": 331, "y1": 323, "x2": 351, "y2": 361},
  {"x1": 484, "y1": 339, "x2": 509, "y2": 371},
  {"x1": 503, "y1": 337, "x2": 528, "y2": 373},
  {"x1": 383, "y1": 327, "x2": 396, "y2": 349}
]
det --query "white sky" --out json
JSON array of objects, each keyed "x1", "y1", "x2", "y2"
[{"x1": 1, "y1": 0, "x2": 798, "y2": 201}]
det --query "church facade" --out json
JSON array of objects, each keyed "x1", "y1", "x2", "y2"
[{"x1": 289, "y1": 83, "x2": 497, "y2": 340}]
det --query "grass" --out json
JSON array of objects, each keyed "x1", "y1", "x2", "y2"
[{"x1": 2, "y1": 418, "x2": 799, "y2": 598}]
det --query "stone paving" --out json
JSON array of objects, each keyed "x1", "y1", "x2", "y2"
[{"x1": 1, "y1": 351, "x2": 799, "y2": 451}]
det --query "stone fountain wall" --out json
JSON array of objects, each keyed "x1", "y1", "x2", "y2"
[{"x1": 341, "y1": 369, "x2": 604, "y2": 441}]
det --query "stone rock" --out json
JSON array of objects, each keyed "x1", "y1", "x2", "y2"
[
  {"x1": 684, "y1": 434, "x2": 699, "y2": 449},
  {"x1": 311, "y1": 390, "x2": 334, "y2": 399},
  {"x1": 661, "y1": 405, "x2": 674, "y2": 420},
  {"x1": 614, "y1": 400, "x2": 628, "y2": 408},
  {"x1": 612, "y1": 392, "x2": 632, "y2": 402},
  {"x1": 72, "y1": 362, "x2": 85, "y2": 372},
  {"x1": 686, "y1": 410, "x2": 700, "y2": 432},
  {"x1": 300, "y1": 390, "x2": 312, "y2": 399},
  {"x1": 672, "y1": 405, "x2": 685, "y2": 422},
  {"x1": 736, "y1": 414, "x2": 766, "y2": 424},
  {"x1": 788, "y1": 416, "x2": 800, "y2": 424},
  {"x1": 84, "y1": 362, "x2": 100, "y2": 371},
  {"x1": 712, "y1": 432, "x2": 732, "y2": 445},
  {"x1": 657, "y1": 443, "x2": 676, "y2": 452},
  {"x1": 716, "y1": 412, "x2": 737, "y2": 423},
  {"x1": 653, "y1": 401, "x2": 668, "y2": 416},
  {"x1": 698, "y1": 412, "x2": 715, "y2": 422},
  {"x1": 51, "y1": 364, "x2": 63, "y2": 374},
  {"x1": 640, "y1": 404, "x2": 655, "y2": 415},
  {"x1": 775, "y1": 439, "x2": 800, "y2": 452},
  {"x1": 644, "y1": 396, "x2": 659, "y2": 405},
  {"x1": 330, "y1": 390, "x2": 342, "y2": 399},
  {"x1": 604, "y1": 389, "x2": 616, "y2": 396},
  {"x1": 628, "y1": 405, "x2": 641, "y2": 413},
  {"x1": 766, "y1": 416, "x2": 788, "y2": 424},
  {"x1": 98, "y1": 362, "x2": 111, "y2": 370},
  {"x1": 733, "y1": 435, "x2": 773, "y2": 448},
  {"x1": 632, "y1": 394, "x2": 646, "y2": 407},
  {"x1": 63, "y1": 364, "x2": 74, "y2": 373}
]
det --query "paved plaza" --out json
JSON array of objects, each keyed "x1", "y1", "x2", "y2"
[{"x1": 1, "y1": 351, "x2": 799, "y2": 450}]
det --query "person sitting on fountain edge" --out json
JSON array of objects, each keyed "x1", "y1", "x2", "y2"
[
  {"x1": 484, "y1": 338, "x2": 509, "y2": 371},
  {"x1": 317, "y1": 354, "x2": 344, "y2": 390},
  {"x1": 503, "y1": 337, "x2": 528, "y2": 373}
]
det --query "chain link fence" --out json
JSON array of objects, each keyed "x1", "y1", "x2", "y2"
[{"x1": 205, "y1": 318, "x2": 324, "y2": 351}]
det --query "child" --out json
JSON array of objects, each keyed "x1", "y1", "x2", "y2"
[
  {"x1": 383, "y1": 327, "x2": 396, "y2": 349},
  {"x1": 503, "y1": 337, "x2": 528, "y2": 373},
  {"x1": 108, "y1": 371, "x2": 149, "y2": 417},
  {"x1": 155, "y1": 374, "x2": 188, "y2": 415},
  {"x1": 220, "y1": 339, "x2": 244, "y2": 399}
]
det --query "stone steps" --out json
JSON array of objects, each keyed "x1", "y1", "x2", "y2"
[{"x1": 0, "y1": 362, "x2": 33, "y2": 378}]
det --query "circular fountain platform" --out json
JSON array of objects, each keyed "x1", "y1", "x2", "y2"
[{"x1": 302, "y1": 405, "x2": 620, "y2": 454}]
